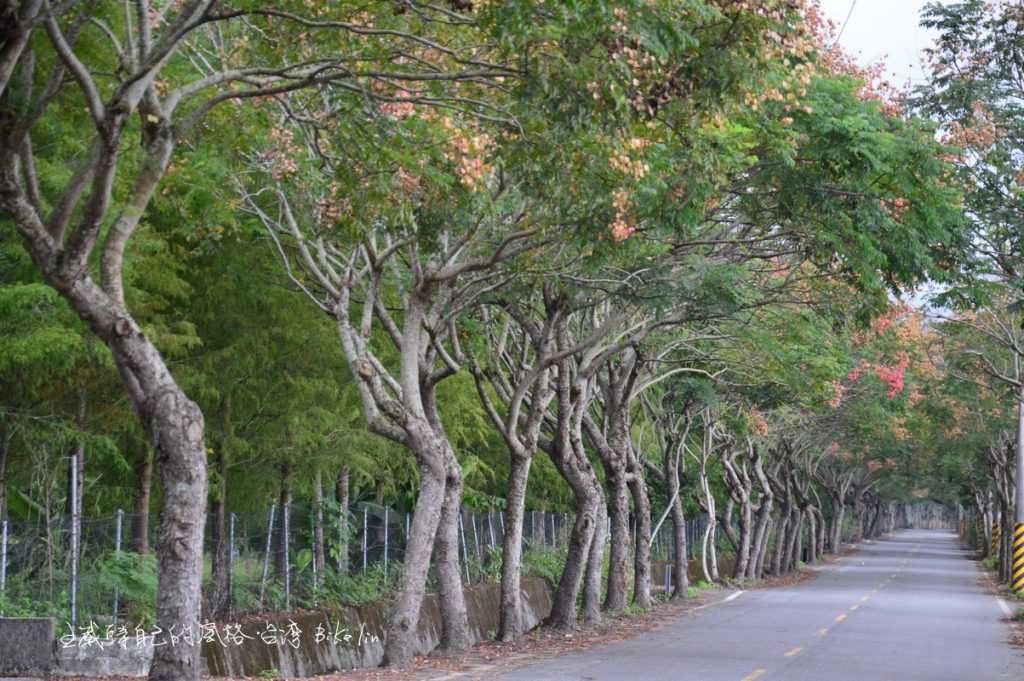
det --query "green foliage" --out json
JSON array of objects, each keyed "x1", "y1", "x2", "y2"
[
  {"x1": 89, "y1": 551, "x2": 159, "y2": 626},
  {"x1": 523, "y1": 547, "x2": 568, "y2": 589},
  {"x1": 316, "y1": 564, "x2": 402, "y2": 608}
]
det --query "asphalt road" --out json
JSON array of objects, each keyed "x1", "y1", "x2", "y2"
[{"x1": 493, "y1": 530, "x2": 1020, "y2": 681}]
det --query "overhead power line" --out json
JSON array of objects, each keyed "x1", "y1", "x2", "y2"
[{"x1": 835, "y1": 0, "x2": 859, "y2": 44}]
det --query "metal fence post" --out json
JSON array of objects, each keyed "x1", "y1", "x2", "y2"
[
  {"x1": 259, "y1": 504, "x2": 276, "y2": 607},
  {"x1": 458, "y1": 512, "x2": 470, "y2": 581},
  {"x1": 472, "y1": 513, "x2": 481, "y2": 559},
  {"x1": 362, "y1": 507, "x2": 368, "y2": 574},
  {"x1": 1, "y1": 520, "x2": 7, "y2": 616},
  {"x1": 228, "y1": 512, "x2": 235, "y2": 616},
  {"x1": 310, "y1": 513, "x2": 317, "y2": 607},
  {"x1": 384, "y1": 507, "x2": 389, "y2": 580},
  {"x1": 283, "y1": 501, "x2": 291, "y2": 611},
  {"x1": 69, "y1": 454, "x2": 78, "y2": 629},
  {"x1": 113, "y1": 508, "x2": 123, "y2": 623}
]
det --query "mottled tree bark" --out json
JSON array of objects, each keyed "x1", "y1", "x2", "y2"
[
  {"x1": 627, "y1": 458, "x2": 653, "y2": 609},
  {"x1": 582, "y1": 500, "x2": 606, "y2": 625},
  {"x1": 383, "y1": 456, "x2": 446, "y2": 666},
  {"x1": 664, "y1": 443, "x2": 689, "y2": 599},
  {"x1": 830, "y1": 496, "x2": 846, "y2": 553},
  {"x1": 602, "y1": 467, "x2": 630, "y2": 612},
  {"x1": 434, "y1": 450, "x2": 471, "y2": 653},
  {"x1": 498, "y1": 455, "x2": 531, "y2": 639}
]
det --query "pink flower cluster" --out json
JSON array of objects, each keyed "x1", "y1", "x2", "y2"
[{"x1": 874, "y1": 364, "x2": 905, "y2": 399}]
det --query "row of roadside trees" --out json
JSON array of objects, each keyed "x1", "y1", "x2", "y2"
[{"x1": 1, "y1": 1, "x2": 1021, "y2": 679}]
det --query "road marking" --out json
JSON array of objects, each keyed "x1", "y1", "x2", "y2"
[
  {"x1": 860, "y1": 595, "x2": 870, "y2": 602},
  {"x1": 784, "y1": 647, "x2": 802, "y2": 657},
  {"x1": 693, "y1": 590, "x2": 745, "y2": 613},
  {"x1": 817, "y1": 627, "x2": 829, "y2": 636},
  {"x1": 741, "y1": 669, "x2": 767, "y2": 681},
  {"x1": 849, "y1": 604, "x2": 859, "y2": 611},
  {"x1": 997, "y1": 597, "x2": 1013, "y2": 617},
  {"x1": 835, "y1": 614, "x2": 847, "y2": 623}
]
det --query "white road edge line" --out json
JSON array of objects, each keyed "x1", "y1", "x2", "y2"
[
  {"x1": 724, "y1": 590, "x2": 746, "y2": 603},
  {"x1": 996, "y1": 596, "x2": 1012, "y2": 617},
  {"x1": 692, "y1": 589, "x2": 746, "y2": 613}
]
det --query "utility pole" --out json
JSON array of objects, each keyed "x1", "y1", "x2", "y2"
[{"x1": 1013, "y1": 360, "x2": 1024, "y2": 594}]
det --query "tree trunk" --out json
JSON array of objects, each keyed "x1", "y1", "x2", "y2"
[
  {"x1": 146, "y1": 387, "x2": 207, "y2": 681},
  {"x1": 133, "y1": 449, "x2": 153, "y2": 553},
  {"x1": 806, "y1": 508, "x2": 818, "y2": 565},
  {"x1": 498, "y1": 454, "x2": 532, "y2": 641},
  {"x1": 434, "y1": 453, "x2": 471, "y2": 652},
  {"x1": 701, "y1": 466, "x2": 720, "y2": 583},
  {"x1": 582, "y1": 502, "x2": 606, "y2": 625},
  {"x1": 754, "y1": 516, "x2": 773, "y2": 578},
  {"x1": 830, "y1": 496, "x2": 846, "y2": 554},
  {"x1": 785, "y1": 508, "x2": 802, "y2": 572},
  {"x1": 747, "y1": 497, "x2": 773, "y2": 581},
  {"x1": 815, "y1": 507, "x2": 827, "y2": 558},
  {"x1": 335, "y1": 467, "x2": 350, "y2": 574},
  {"x1": 383, "y1": 458, "x2": 446, "y2": 666},
  {"x1": 628, "y1": 460, "x2": 653, "y2": 609},
  {"x1": 666, "y1": 447, "x2": 688, "y2": 599},
  {"x1": 548, "y1": 501, "x2": 596, "y2": 629},
  {"x1": 772, "y1": 509, "x2": 790, "y2": 576},
  {"x1": 747, "y1": 458, "x2": 774, "y2": 581},
  {"x1": 733, "y1": 497, "x2": 752, "y2": 580},
  {"x1": 602, "y1": 468, "x2": 630, "y2": 613}
]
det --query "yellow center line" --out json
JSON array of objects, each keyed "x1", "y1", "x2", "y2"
[
  {"x1": 817, "y1": 627, "x2": 829, "y2": 636},
  {"x1": 784, "y1": 647, "x2": 803, "y2": 657},
  {"x1": 835, "y1": 614, "x2": 848, "y2": 623},
  {"x1": 741, "y1": 669, "x2": 767, "y2": 681}
]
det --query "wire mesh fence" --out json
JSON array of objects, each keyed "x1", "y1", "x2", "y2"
[{"x1": 0, "y1": 503, "x2": 717, "y2": 626}]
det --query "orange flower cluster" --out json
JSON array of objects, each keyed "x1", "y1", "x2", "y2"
[{"x1": 609, "y1": 188, "x2": 637, "y2": 242}]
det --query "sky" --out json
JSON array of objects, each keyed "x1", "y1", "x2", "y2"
[{"x1": 818, "y1": 0, "x2": 948, "y2": 88}]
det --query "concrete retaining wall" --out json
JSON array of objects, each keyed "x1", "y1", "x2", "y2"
[
  {"x1": 0, "y1": 617, "x2": 55, "y2": 676},
  {"x1": 204, "y1": 577, "x2": 552, "y2": 677},
  {"x1": 1, "y1": 577, "x2": 553, "y2": 678}
]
